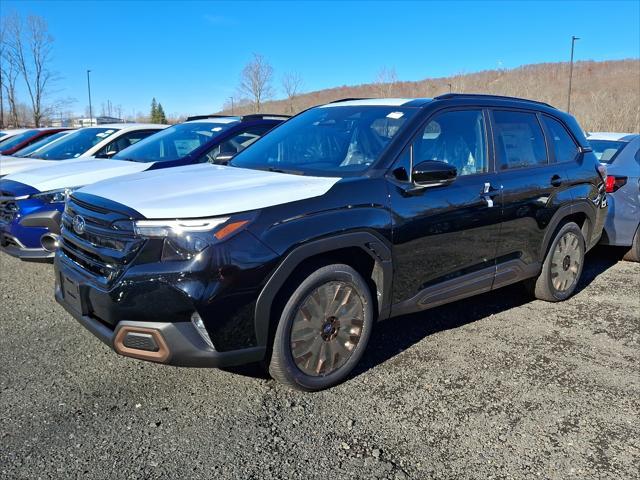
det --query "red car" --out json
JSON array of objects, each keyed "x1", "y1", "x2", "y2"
[{"x1": 0, "y1": 128, "x2": 71, "y2": 155}]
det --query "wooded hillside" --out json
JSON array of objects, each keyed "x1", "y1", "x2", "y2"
[{"x1": 221, "y1": 59, "x2": 640, "y2": 133}]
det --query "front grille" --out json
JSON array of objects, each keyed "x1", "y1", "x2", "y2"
[{"x1": 60, "y1": 196, "x2": 145, "y2": 283}]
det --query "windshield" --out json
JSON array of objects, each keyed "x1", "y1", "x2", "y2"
[
  {"x1": 29, "y1": 127, "x2": 119, "y2": 160},
  {"x1": 589, "y1": 139, "x2": 629, "y2": 164},
  {"x1": 230, "y1": 106, "x2": 416, "y2": 176},
  {"x1": 114, "y1": 121, "x2": 238, "y2": 163},
  {"x1": 13, "y1": 131, "x2": 71, "y2": 157},
  {"x1": 0, "y1": 129, "x2": 39, "y2": 151}
]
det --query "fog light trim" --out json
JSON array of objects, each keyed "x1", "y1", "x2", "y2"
[{"x1": 191, "y1": 312, "x2": 215, "y2": 350}]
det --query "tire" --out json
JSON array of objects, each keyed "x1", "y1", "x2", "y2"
[
  {"x1": 268, "y1": 263, "x2": 374, "y2": 391},
  {"x1": 622, "y1": 225, "x2": 640, "y2": 262},
  {"x1": 529, "y1": 222, "x2": 585, "y2": 302}
]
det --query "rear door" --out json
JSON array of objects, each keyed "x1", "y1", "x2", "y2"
[{"x1": 490, "y1": 109, "x2": 574, "y2": 286}]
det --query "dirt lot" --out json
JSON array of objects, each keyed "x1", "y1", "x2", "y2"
[{"x1": 0, "y1": 247, "x2": 638, "y2": 480}]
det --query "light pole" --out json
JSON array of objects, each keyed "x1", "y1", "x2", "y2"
[
  {"x1": 567, "y1": 36, "x2": 580, "y2": 113},
  {"x1": 87, "y1": 69, "x2": 93, "y2": 125},
  {"x1": 229, "y1": 96, "x2": 235, "y2": 115}
]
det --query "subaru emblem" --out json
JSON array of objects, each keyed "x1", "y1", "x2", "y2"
[{"x1": 72, "y1": 215, "x2": 86, "y2": 235}]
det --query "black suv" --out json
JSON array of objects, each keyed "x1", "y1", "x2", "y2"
[{"x1": 54, "y1": 95, "x2": 607, "y2": 391}]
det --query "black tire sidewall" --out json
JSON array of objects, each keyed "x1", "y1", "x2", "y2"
[{"x1": 272, "y1": 265, "x2": 374, "y2": 391}]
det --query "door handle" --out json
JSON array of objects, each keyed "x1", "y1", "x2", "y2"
[
  {"x1": 551, "y1": 174, "x2": 563, "y2": 187},
  {"x1": 481, "y1": 182, "x2": 499, "y2": 208}
]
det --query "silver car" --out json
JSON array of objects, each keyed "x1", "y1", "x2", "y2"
[{"x1": 587, "y1": 132, "x2": 640, "y2": 261}]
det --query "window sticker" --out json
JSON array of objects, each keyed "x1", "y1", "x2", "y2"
[
  {"x1": 386, "y1": 112, "x2": 404, "y2": 120},
  {"x1": 212, "y1": 127, "x2": 223, "y2": 132}
]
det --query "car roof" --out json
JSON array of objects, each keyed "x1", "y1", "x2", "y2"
[
  {"x1": 321, "y1": 98, "x2": 431, "y2": 108},
  {"x1": 85, "y1": 123, "x2": 168, "y2": 131},
  {"x1": 587, "y1": 132, "x2": 639, "y2": 142}
]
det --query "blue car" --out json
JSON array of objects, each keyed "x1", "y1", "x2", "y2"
[{"x1": 0, "y1": 114, "x2": 287, "y2": 260}]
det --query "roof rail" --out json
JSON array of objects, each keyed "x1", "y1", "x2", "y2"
[
  {"x1": 186, "y1": 113, "x2": 290, "y2": 122},
  {"x1": 434, "y1": 93, "x2": 555, "y2": 109},
  {"x1": 328, "y1": 98, "x2": 371, "y2": 104}
]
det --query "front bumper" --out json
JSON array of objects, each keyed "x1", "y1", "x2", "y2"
[
  {"x1": 0, "y1": 202, "x2": 61, "y2": 260},
  {"x1": 55, "y1": 277, "x2": 266, "y2": 368}
]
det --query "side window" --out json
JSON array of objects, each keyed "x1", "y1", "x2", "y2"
[
  {"x1": 95, "y1": 130, "x2": 157, "y2": 157},
  {"x1": 200, "y1": 125, "x2": 272, "y2": 164},
  {"x1": 413, "y1": 109, "x2": 487, "y2": 176},
  {"x1": 542, "y1": 116, "x2": 579, "y2": 163},
  {"x1": 493, "y1": 110, "x2": 547, "y2": 170}
]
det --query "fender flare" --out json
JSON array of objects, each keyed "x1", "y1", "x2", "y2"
[
  {"x1": 539, "y1": 200, "x2": 597, "y2": 262},
  {"x1": 253, "y1": 231, "x2": 393, "y2": 347}
]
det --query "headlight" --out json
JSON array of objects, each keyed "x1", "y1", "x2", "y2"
[
  {"x1": 31, "y1": 187, "x2": 79, "y2": 204},
  {"x1": 133, "y1": 214, "x2": 253, "y2": 261}
]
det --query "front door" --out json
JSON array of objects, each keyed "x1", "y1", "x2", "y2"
[{"x1": 388, "y1": 108, "x2": 502, "y2": 312}]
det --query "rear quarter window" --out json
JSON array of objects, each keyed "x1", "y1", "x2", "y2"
[{"x1": 542, "y1": 116, "x2": 579, "y2": 163}]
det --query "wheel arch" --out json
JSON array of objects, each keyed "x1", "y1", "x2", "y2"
[
  {"x1": 539, "y1": 201, "x2": 596, "y2": 262},
  {"x1": 254, "y1": 231, "x2": 393, "y2": 348}
]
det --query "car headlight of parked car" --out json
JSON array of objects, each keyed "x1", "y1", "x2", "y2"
[
  {"x1": 133, "y1": 214, "x2": 254, "y2": 261},
  {"x1": 31, "y1": 187, "x2": 79, "y2": 204}
]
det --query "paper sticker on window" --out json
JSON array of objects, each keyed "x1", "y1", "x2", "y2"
[
  {"x1": 386, "y1": 112, "x2": 404, "y2": 120},
  {"x1": 212, "y1": 127, "x2": 222, "y2": 132}
]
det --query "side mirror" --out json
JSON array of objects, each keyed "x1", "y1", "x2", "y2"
[
  {"x1": 212, "y1": 153, "x2": 236, "y2": 164},
  {"x1": 96, "y1": 150, "x2": 118, "y2": 159},
  {"x1": 412, "y1": 160, "x2": 457, "y2": 187}
]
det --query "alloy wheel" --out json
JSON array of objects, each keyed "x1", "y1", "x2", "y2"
[{"x1": 289, "y1": 281, "x2": 364, "y2": 377}]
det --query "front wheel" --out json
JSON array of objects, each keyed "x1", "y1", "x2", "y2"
[
  {"x1": 268, "y1": 264, "x2": 374, "y2": 391},
  {"x1": 529, "y1": 222, "x2": 585, "y2": 302}
]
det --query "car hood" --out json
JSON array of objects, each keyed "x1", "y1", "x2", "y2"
[
  {"x1": 79, "y1": 163, "x2": 341, "y2": 219},
  {"x1": 0, "y1": 157, "x2": 60, "y2": 177},
  {"x1": 5, "y1": 159, "x2": 153, "y2": 192}
]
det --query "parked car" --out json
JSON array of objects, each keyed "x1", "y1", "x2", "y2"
[
  {"x1": 0, "y1": 128, "x2": 71, "y2": 156},
  {"x1": 0, "y1": 124, "x2": 165, "y2": 177},
  {"x1": 0, "y1": 131, "x2": 75, "y2": 177},
  {"x1": 0, "y1": 115, "x2": 286, "y2": 260},
  {"x1": 0, "y1": 129, "x2": 31, "y2": 145},
  {"x1": 53, "y1": 95, "x2": 606, "y2": 391},
  {"x1": 587, "y1": 132, "x2": 640, "y2": 261}
]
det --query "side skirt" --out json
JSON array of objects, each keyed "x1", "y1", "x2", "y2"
[{"x1": 390, "y1": 259, "x2": 541, "y2": 318}]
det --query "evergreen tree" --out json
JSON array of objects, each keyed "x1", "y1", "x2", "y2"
[
  {"x1": 156, "y1": 103, "x2": 167, "y2": 124},
  {"x1": 150, "y1": 98, "x2": 158, "y2": 122}
]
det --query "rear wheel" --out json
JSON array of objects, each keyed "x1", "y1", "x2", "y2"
[
  {"x1": 529, "y1": 222, "x2": 585, "y2": 302},
  {"x1": 268, "y1": 264, "x2": 374, "y2": 391},
  {"x1": 622, "y1": 225, "x2": 640, "y2": 262}
]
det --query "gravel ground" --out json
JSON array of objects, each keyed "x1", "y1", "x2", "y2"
[{"x1": 1, "y1": 247, "x2": 638, "y2": 480}]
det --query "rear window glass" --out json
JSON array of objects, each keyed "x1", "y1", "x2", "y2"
[
  {"x1": 588, "y1": 140, "x2": 628, "y2": 164},
  {"x1": 493, "y1": 110, "x2": 547, "y2": 170}
]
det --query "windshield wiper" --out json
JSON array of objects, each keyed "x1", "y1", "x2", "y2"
[{"x1": 264, "y1": 166, "x2": 305, "y2": 176}]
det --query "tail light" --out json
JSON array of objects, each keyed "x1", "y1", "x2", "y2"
[{"x1": 605, "y1": 175, "x2": 627, "y2": 193}]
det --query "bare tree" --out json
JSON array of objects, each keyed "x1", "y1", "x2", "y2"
[
  {"x1": 374, "y1": 67, "x2": 398, "y2": 97},
  {"x1": 5, "y1": 14, "x2": 57, "y2": 126},
  {"x1": 282, "y1": 71, "x2": 303, "y2": 114},
  {"x1": 238, "y1": 53, "x2": 274, "y2": 112}
]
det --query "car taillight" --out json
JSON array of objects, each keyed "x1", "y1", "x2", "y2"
[{"x1": 605, "y1": 175, "x2": 627, "y2": 193}]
